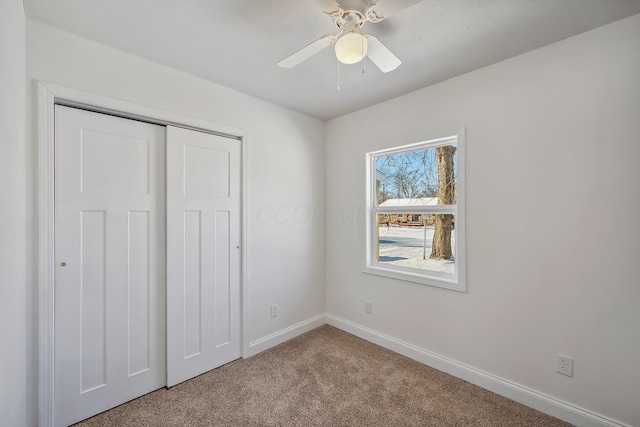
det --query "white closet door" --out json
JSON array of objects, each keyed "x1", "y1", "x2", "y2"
[
  {"x1": 54, "y1": 106, "x2": 166, "y2": 427},
  {"x1": 166, "y1": 126, "x2": 241, "y2": 387}
]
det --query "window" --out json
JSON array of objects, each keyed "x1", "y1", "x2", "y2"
[{"x1": 364, "y1": 129, "x2": 465, "y2": 291}]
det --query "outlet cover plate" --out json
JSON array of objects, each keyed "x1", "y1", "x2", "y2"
[{"x1": 557, "y1": 354, "x2": 574, "y2": 377}]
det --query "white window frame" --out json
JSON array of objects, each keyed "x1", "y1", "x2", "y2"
[{"x1": 364, "y1": 128, "x2": 466, "y2": 292}]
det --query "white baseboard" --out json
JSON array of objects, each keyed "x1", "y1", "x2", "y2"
[
  {"x1": 245, "y1": 314, "x2": 327, "y2": 357},
  {"x1": 326, "y1": 314, "x2": 630, "y2": 427}
]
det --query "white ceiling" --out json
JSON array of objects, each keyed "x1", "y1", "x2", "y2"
[{"x1": 24, "y1": 0, "x2": 640, "y2": 120}]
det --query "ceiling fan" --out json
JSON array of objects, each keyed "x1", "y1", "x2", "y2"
[{"x1": 278, "y1": 0, "x2": 423, "y2": 73}]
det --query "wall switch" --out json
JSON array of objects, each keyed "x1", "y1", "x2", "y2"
[
  {"x1": 270, "y1": 304, "x2": 278, "y2": 318},
  {"x1": 364, "y1": 300, "x2": 372, "y2": 314},
  {"x1": 557, "y1": 354, "x2": 573, "y2": 377}
]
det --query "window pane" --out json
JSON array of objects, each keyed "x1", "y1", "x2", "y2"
[
  {"x1": 374, "y1": 144, "x2": 457, "y2": 207},
  {"x1": 376, "y1": 213, "x2": 456, "y2": 274}
]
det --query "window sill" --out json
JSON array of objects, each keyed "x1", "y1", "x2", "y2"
[{"x1": 362, "y1": 265, "x2": 466, "y2": 292}]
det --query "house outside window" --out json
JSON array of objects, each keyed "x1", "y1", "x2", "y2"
[{"x1": 364, "y1": 129, "x2": 466, "y2": 291}]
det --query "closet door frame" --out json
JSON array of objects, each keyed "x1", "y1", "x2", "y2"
[{"x1": 37, "y1": 81, "x2": 250, "y2": 427}]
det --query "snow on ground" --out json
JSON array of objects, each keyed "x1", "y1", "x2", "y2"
[{"x1": 378, "y1": 225, "x2": 455, "y2": 274}]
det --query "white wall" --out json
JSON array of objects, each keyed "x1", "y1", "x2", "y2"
[
  {"x1": 325, "y1": 14, "x2": 640, "y2": 426},
  {"x1": 25, "y1": 20, "x2": 325, "y2": 423},
  {"x1": 0, "y1": 1, "x2": 27, "y2": 426}
]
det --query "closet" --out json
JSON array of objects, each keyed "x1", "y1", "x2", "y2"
[{"x1": 53, "y1": 106, "x2": 241, "y2": 426}]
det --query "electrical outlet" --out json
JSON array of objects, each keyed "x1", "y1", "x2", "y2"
[
  {"x1": 270, "y1": 304, "x2": 278, "y2": 318},
  {"x1": 364, "y1": 300, "x2": 372, "y2": 314},
  {"x1": 557, "y1": 354, "x2": 573, "y2": 377}
]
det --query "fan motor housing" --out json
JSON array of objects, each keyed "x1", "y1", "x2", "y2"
[
  {"x1": 336, "y1": 11, "x2": 365, "y2": 31},
  {"x1": 339, "y1": 0, "x2": 376, "y2": 16}
]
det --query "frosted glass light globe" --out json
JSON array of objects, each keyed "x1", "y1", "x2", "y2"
[{"x1": 335, "y1": 32, "x2": 368, "y2": 65}]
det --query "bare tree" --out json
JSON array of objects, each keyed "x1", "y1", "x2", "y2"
[
  {"x1": 430, "y1": 145, "x2": 456, "y2": 260},
  {"x1": 376, "y1": 171, "x2": 391, "y2": 205},
  {"x1": 376, "y1": 149, "x2": 437, "y2": 199}
]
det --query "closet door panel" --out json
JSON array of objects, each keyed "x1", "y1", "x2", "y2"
[
  {"x1": 54, "y1": 106, "x2": 166, "y2": 427},
  {"x1": 166, "y1": 126, "x2": 241, "y2": 387}
]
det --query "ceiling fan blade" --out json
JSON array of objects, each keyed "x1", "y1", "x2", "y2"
[
  {"x1": 366, "y1": 35, "x2": 401, "y2": 73},
  {"x1": 278, "y1": 35, "x2": 337, "y2": 68},
  {"x1": 366, "y1": 0, "x2": 423, "y2": 22}
]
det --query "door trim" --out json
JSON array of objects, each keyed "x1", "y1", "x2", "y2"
[{"x1": 37, "y1": 81, "x2": 251, "y2": 427}]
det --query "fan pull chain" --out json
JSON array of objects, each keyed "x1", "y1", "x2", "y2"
[
  {"x1": 337, "y1": 61, "x2": 341, "y2": 91},
  {"x1": 362, "y1": 33, "x2": 366, "y2": 74}
]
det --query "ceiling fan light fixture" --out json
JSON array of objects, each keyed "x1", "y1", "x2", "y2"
[{"x1": 335, "y1": 31, "x2": 368, "y2": 65}]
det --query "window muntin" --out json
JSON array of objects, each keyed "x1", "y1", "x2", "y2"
[{"x1": 365, "y1": 131, "x2": 465, "y2": 291}]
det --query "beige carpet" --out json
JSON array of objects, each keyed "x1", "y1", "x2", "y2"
[{"x1": 75, "y1": 325, "x2": 572, "y2": 426}]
